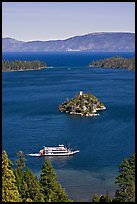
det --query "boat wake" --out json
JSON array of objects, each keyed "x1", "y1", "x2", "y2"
[{"x1": 26, "y1": 153, "x2": 41, "y2": 157}]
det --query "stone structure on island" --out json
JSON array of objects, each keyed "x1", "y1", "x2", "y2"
[{"x1": 58, "y1": 91, "x2": 106, "y2": 117}]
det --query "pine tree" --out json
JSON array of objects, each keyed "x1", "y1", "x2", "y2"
[
  {"x1": 15, "y1": 151, "x2": 26, "y2": 169},
  {"x1": 40, "y1": 159, "x2": 72, "y2": 202},
  {"x1": 92, "y1": 193, "x2": 101, "y2": 202},
  {"x1": 14, "y1": 168, "x2": 29, "y2": 201},
  {"x1": 114, "y1": 154, "x2": 135, "y2": 202},
  {"x1": 14, "y1": 151, "x2": 45, "y2": 202},
  {"x1": 24, "y1": 168, "x2": 45, "y2": 202},
  {"x1": 92, "y1": 193, "x2": 112, "y2": 202},
  {"x1": 54, "y1": 182, "x2": 72, "y2": 202},
  {"x1": 14, "y1": 151, "x2": 29, "y2": 201},
  {"x1": 100, "y1": 193, "x2": 112, "y2": 202},
  {"x1": 91, "y1": 154, "x2": 135, "y2": 202},
  {"x1": 2, "y1": 150, "x2": 22, "y2": 202},
  {"x1": 39, "y1": 159, "x2": 58, "y2": 202}
]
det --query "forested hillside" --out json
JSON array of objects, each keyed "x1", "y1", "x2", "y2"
[
  {"x1": 2, "y1": 60, "x2": 47, "y2": 72},
  {"x1": 89, "y1": 56, "x2": 135, "y2": 70}
]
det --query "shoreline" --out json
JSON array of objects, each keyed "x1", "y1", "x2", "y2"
[
  {"x1": 2, "y1": 66, "x2": 47, "y2": 73},
  {"x1": 60, "y1": 106, "x2": 106, "y2": 117}
]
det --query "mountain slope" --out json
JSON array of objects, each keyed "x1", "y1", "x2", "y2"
[
  {"x1": 2, "y1": 38, "x2": 25, "y2": 52},
  {"x1": 2, "y1": 32, "x2": 135, "y2": 52}
]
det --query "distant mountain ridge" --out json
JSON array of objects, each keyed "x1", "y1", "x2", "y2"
[{"x1": 2, "y1": 32, "x2": 135, "y2": 52}]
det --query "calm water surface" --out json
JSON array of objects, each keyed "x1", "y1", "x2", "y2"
[{"x1": 2, "y1": 52, "x2": 135, "y2": 201}]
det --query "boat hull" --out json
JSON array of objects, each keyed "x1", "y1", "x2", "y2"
[
  {"x1": 27, "y1": 150, "x2": 79, "y2": 157},
  {"x1": 43, "y1": 150, "x2": 79, "y2": 156}
]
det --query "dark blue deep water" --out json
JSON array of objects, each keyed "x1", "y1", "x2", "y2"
[{"x1": 2, "y1": 52, "x2": 135, "y2": 201}]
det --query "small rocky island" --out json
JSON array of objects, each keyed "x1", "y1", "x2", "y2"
[
  {"x1": 89, "y1": 56, "x2": 135, "y2": 70},
  {"x1": 2, "y1": 60, "x2": 47, "y2": 72},
  {"x1": 58, "y1": 91, "x2": 106, "y2": 117}
]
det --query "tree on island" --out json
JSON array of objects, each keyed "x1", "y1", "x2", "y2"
[
  {"x1": 2, "y1": 60, "x2": 47, "y2": 72},
  {"x1": 59, "y1": 91, "x2": 106, "y2": 117},
  {"x1": 89, "y1": 56, "x2": 135, "y2": 70}
]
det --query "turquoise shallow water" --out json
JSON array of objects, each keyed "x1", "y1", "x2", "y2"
[{"x1": 2, "y1": 52, "x2": 135, "y2": 201}]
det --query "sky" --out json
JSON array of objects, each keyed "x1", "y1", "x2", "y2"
[{"x1": 2, "y1": 2, "x2": 135, "y2": 42}]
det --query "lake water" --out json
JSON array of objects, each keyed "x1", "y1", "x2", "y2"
[{"x1": 2, "y1": 52, "x2": 135, "y2": 201}]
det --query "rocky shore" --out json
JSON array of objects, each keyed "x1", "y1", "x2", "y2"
[{"x1": 58, "y1": 91, "x2": 106, "y2": 117}]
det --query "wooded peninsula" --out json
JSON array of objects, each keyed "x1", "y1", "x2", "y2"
[
  {"x1": 89, "y1": 56, "x2": 135, "y2": 70},
  {"x1": 2, "y1": 60, "x2": 47, "y2": 72}
]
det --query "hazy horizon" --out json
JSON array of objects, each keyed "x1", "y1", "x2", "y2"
[
  {"x1": 2, "y1": 2, "x2": 135, "y2": 42},
  {"x1": 2, "y1": 31, "x2": 135, "y2": 43}
]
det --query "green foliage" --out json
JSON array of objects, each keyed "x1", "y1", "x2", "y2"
[
  {"x1": 2, "y1": 151, "x2": 72, "y2": 202},
  {"x1": 59, "y1": 91, "x2": 105, "y2": 116},
  {"x1": 92, "y1": 193, "x2": 100, "y2": 202},
  {"x1": 3, "y1": 150, "x2": 135, "y2": 202},
  {"x1": 14, "y1": 168, "x2": 29, "y2": 201},
  {"x1": 24, "y1": 168, "x2": 45, "y2": 202},
  {"x1": 40, "y1": 159, "x2": 72, "y2": 202},
  {"x1": 2, "y1": 150, "x2": 22, "y2": 202},
  {"x1": 2, "y1": 59, "x2": 47, "y2": 72},
  {"x1": 15, "y1": 150, "x2": 26, "y2": 169},
  {"x1": 100, "y1": 193, "x2": 112, "y2": 202},
  {"x1": 90, "y1": 56, "x2": 135, "y2": 70},
  {"x1": 114, "y1": 154, "x2": 135, "y2": 202},
  {"x1": 92, "y1": 154, "x2": 135, "y2": 202},
  {"x1": 92, "y1": 193, "x2": 112, "y2": 202},
  {"x1": 25, "y1": 198, "x2": 33, "y2": 202},
  {"x1": 14, "y1": 151, "x2": 45, "y2": 202}
]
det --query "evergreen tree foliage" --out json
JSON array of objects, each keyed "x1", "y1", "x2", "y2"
[
  {"x1": 100, "y1": 193, "x2": 112, "y2": 202},
  {"x1": 91, "y1": 154, "x2": 135, "y2": 202},
  {"x1": 24, "y1": 168, "x2": 45, "y2": 202},
  {"x1": 90, "y1": 56, "x2": 135, "y2": 70},
  {"x1": 2, "y1": 59, "x2": 47, "y2": 72},
  {"x1": 25, "y1": 198, "x2": 33, "y2": 202},
  {"x1": 15, "y1": 151, "x2": 26, "y2": 169},
  {"x1": 92, "y1": 193, "x2": 112, "y2": 202},
  {"x1": 14, "y1": 168, "x2": 30, "y2": 201},
  {"x1": 40, "y1": 159, "x2": 72, "y2": 202},
  {"x1": 92, "y1": 193, "x2": 100, "y2": 202},
  {"x1": 2, "y1": 150, "x2": 22, "y2": 202},
  {"x1": 2, "y1": 151, "x2": 72, "y2": 202},
  {"x1": 54, "y1": 182, "x2": 72, "y2": 202},
  {"x1": 13, "y1": 151, "x2": 29, "y2": 201},
  {"x1": 14, "y1": 151, "x2": 45, "y2": 202},
  {"x1": 114, "y1": 154, "x2": 135, "y2": 202},
  {"x1": 105, "y1": 193, "x2": 112, "y2": 202},
  {"x1": 59, "y1": 91, "x2": 105, "y2": 116}
]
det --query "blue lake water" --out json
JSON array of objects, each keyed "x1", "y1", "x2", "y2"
[{"x1": 2, "y1": 52, "x2": 135, "y2": 201}]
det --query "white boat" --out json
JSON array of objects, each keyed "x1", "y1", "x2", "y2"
[{"x1": 27, "y1": 144, "x2": 80, "y2": 157}]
